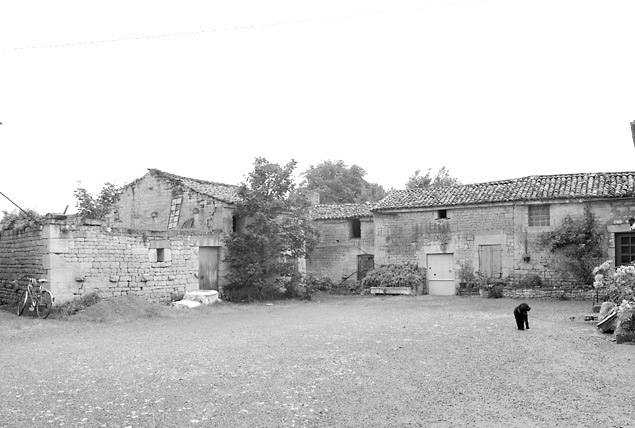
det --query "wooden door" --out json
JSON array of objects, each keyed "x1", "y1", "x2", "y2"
[
  {"x1": 357, "y1": 254, "x2": 374, "y2": 281},
  {"x1": 427, "y1": 253, "x2": 455, "y2": 295},
  {"x1": 198, "y1": 246, "x2": 219, "y2": 290},
  {"x1": 478, "y1": 245, "x2": 502, "y2": 278}
]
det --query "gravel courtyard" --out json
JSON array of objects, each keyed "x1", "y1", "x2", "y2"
[{"x1": 1, "y1": 294, "x2": 634, "y2": 428}]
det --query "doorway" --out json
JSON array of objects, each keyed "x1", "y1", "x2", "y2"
[
  {"x1": 198, "y1": 246, "x2": 219, "y2": 290},
  {"x1": 427, "y1": 253, "x2": 455, "y2": 295}
]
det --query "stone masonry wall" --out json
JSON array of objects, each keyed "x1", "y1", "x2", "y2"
[
  {"x1": 47, "y1": 218, "x2": 200, "y2": 304},
  {"x1": 307, "y1": 218, "x2": 374, "y2": 281},
  {"x1": 373, "y1": 199, "x2": 635, "y2": 296},
  {"x1": 0, "y1": 223, "x2": 46, "y2": 305},
  {"x1": 113, "y1": 172, "x2": 234, "y2": 233}
]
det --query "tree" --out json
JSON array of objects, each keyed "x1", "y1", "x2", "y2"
[
  {"x1": 300, "y1": 160, "x2": 386, "y2": 204},
  {"x1": 405, "y1": 166, "x2": 461, "y2": 190},
  {"x1": 74, "y1": 182, "x2": 122, "y2": 220},
  {"x1": 223, "y1": 158, "x2": 319, "y2": 301}
]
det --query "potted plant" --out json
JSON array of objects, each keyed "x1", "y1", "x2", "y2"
[
  {"x1": 458, "y1": 260, "x2": 476, "y2": 289},
  {"x1": 475, "y1": 272, "x2": 492, "y2": 297}
]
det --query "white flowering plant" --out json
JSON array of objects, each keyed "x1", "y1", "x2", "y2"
[
  {"x1": 593, "y1": 260, "x2": 635, "y2": 302},
  {"x1": 593, "y1": 261, "x2": 635, "y2": 333}
]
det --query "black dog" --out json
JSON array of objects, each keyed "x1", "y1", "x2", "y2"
[{"x1": 513, "y1": 303, "x2": 531, "y2": 330}]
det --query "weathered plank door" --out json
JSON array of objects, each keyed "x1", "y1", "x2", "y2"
[
  {"x1": 478, "y1": 245, "x2": 502, "y2": 278},
  {"x1": 427, "y1": 253, "x2": 455, "y2": 295},
  {"x1": 198, "y1": 246, "x2": 219, "y2": 290},
  {"x1": 357, "y1": 254, "x2": 374, "y2": 281}
]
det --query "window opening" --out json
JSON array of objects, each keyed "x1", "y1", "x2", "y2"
[
  {"x1": 156, "y1": 248, "x2": 165, "y2": 262},
  {"x1": 350, "y1": 218, "x2": 361, "y2": 239},
  {"x1": 528, "y1": 205, "x2": 550, "y2": 227},
  {"x1": 437, "y1": 209, "x2": 448, "y2": 219},
  {"x1": 168, "y1": 195, "x2": 182, "y2": 229},
  {"x1": 616, "y1": 233, "x2": 635, "y2": 266}
]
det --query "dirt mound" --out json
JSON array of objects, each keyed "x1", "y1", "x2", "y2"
[{"x1": 69, "y1": 295, "x2": 176, "y2": 322}]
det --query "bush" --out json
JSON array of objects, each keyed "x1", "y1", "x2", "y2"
[
  {"x1": 519, "y1": 274, "x2": 542, "y2": 289},
  {"x1": 488, "y1": 284, "x2": 504, "y2": 298},
  {"x1": 305, "y1": 275, "x2": 362, "y2": 295},
  {"x1": 361, "y1": 263, "x2": 425, "y2": 292}
]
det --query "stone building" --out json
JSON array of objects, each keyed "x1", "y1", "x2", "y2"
[
  {"x1": 111, "y1": 169, "x2": 242, "y2": 292},
  {"x1": 371, "y1": 172, "x2": 635, "y2": 296},
  {"x1": 307, "y1": 203, "x2": 374, "y2": 283}
]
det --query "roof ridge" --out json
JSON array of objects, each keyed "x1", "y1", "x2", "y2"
[{"x1": 148, "y1": 168, "x2": 238, "y2": 188}]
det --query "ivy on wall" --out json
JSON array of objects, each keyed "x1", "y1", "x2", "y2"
[{"x1": 538, "y1": 205, "x2": 604, "y2": 286}]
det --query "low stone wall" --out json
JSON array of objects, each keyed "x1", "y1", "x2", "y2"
[
  {"x1": 503, "y1": 287, "x2": 595, "y2": 300},
  {"x1": 457, "y1": 286, "x2": 595, "y2": 300}
]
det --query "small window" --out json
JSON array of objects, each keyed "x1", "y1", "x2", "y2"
[
  {"x1": 528, "y1": 205, "x2": 550, "y2": 227},
  {"x1": 437, "y1": 209, "x2": 448, "y2": 219},
  {"x1": 350, "y1": 219, "x2": 361, "y2": 239},
  {"x1": 156, "y1": 248, "x2": 165, "y2": 262}
]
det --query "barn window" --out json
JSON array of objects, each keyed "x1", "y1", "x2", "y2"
[
  {"x1": 437, "y1": 209, "x2": 448, "y2": 219},
  {"x1": 168, "y1": 195, "x2": 182, "y2": 229},
  {"x1": 528, "y1": 205, "x2": 550, "y2": 227},
  {"x1": 350, "y1": 218, "x2": 361, "y2": 239}
]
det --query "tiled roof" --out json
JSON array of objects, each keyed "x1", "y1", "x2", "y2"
[
  {"x1": 373, "y1": 172, "x2": 635, "y2": 211},
  {"x1": 147, "y1": 169, "x2": 241, "y2": 204},
  {"x1": 310, "y1": 203, "x2": 374, "y2": 220}
]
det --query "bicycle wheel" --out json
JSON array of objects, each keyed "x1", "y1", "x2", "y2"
[
  {"x1": 36, "y1": 290, "x2": 53, "y2": 319},
  {"x1": 17, "y1": 290, "x2": 29, "y2": 316}
]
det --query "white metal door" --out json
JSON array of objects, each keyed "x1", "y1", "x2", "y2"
[{"x1": 427, "y1": 253, "x2": 455, "y2": 295}]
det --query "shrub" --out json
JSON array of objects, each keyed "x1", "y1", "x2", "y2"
[
  {"x1": 488, "y1": 284, "x2": 504, "y2": 298},
  {"x1": 361, "y1": 262, "x2": 425, "y2": 292},
  {"x1": 304, "y1": 275, "x2": 362, "y2": 295},
  {"x1": 519, "y1": 274, "x2": 542, "y2": 289},
  {"x1": 305, "y1": 275, "x2": 335, "y2": 293}
]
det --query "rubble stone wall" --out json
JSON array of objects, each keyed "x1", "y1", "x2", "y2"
[
  {"x1": 1, "y1": 215, "x2": 202, "y2": 306},
  {"x1": 307, "y1": 218, "x2": 374, "y2": 281},
  {"x1": 0, "y1": 225, "x2": 46, "y2": 305}
]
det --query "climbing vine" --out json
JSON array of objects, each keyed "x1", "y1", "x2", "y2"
[{"x1": 538, "y1": 205, "x2": 604, "y2": 286}]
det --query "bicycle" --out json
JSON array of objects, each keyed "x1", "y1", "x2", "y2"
[{"x1": 17, "y1": 278, "x2": 54, "y2": 319}]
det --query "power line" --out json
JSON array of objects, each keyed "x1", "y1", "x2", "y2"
[
  {"x1": 0, "y1": 190, "x2": 43, "y2": 224},
  {"x1": 2, "y1": 0, "x2": 485, "y2": 51}
]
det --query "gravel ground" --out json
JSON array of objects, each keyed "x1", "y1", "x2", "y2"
[{"x1": 1, "y1": 294, "x2": 634, "y2": 428}]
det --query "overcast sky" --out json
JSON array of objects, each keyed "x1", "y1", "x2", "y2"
[{"x1": 1, "y1": 0, "x2": 634, "y2": 216}]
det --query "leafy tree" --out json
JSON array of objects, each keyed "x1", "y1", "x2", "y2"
[
  {"x1": 300, "y1": 160, "x2": 386, "y2": 203},
  {"x1": 538, "y1": 205, "x2": 604, "y2": 285},
  {"x1": 406, "y1": 166, "x2": 461, "y2": 190},
  {"x1": 223, "y1": 158, "x2": 319, "y2": 301},
  {"x1": 74, "y1": 182, "x2": 122, "y2": 220}
]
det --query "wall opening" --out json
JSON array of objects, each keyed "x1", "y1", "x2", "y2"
[{"x1": 350, "y1": 219, "x2": 361, "y2": 239}]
